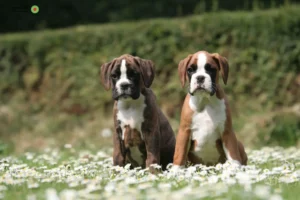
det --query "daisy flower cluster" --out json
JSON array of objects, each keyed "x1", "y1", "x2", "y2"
[{"x1": 0, "y1": 146, "x2": 299, "y2": 199}]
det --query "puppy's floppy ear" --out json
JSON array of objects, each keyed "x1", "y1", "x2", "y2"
[
  {"x1": 212, "y1": 53, "x2": 229, "y2": 85},
  {"x1": 136, "y1": 57, "x2": 155, "y2": 88},
  {"x1": 178, "y1": 54, "x2": 193, "y2": 88},
  {"x1": 100, "y1": 59, "x2": 117, "y2": 90}
]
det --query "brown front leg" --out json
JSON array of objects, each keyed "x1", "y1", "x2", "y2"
[
  {"x1": 113, "y1": 126, "x2": 125, "y2": 166},
  {"x1": 113, "y1": 151, "x2": 125, "y2": 166},
  {"x1": 112, "y1": 103, "x2": 126, "y2": 166},
  {"x1": 173, "y1": 95, "x2": 194, "y2": 166},
  {"x1": 173, "y1": 127, "x2": 191, "y2": 166},
  {"x1": 141, "y1": 123, "x2": 161, "y2": 173},
  {"x1": 145, "y1": 136, "x2": 161, "y2": 173}
]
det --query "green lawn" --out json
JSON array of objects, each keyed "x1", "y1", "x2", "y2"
[{"x1": 0, "y1": 146, "x2": 299, "y2": 200}]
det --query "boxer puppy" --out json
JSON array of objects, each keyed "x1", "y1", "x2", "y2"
[
  {"x1": 173, "y1": 51, "x2": 247, "y2": 167},
  {"x1": 100, "y1": 54, "x2": 175, "y2": 171}
]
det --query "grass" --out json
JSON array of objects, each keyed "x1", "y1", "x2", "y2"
[{"x1": 0, "y1": 146, "x2": 299, "y2": 200}]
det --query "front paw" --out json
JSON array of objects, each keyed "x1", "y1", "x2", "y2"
[
  {"x1": 226, "y1": 159, "x2": 242, "y2": 168},
  {"x1": 113, "y1": 154, "x2": 125, "y2": 167},
  {"x1": 148, "y1": 163, "x2": 162, "y2": 174},
  {"x1": 169, "y1": 164, "x2": 184, "y2": 174},
  {"x1": 146, "y1": 157, "x2": 161, "y2": 174}
]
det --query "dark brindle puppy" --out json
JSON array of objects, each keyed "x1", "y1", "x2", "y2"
[{"x1": 100, "y1": 54, "x2": 176, "y2": 171}]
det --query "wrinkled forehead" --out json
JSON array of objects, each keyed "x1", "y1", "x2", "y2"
[
  {"x1": 190, "y1": 51, "x2": 218, "y2": 68},
  {"x1": 112, "y1": 56, "x2": 140, "y2": 71}
]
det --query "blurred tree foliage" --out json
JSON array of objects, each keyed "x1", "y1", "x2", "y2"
[{"x1": 0, "y1": 0, "x2": 298, "y2": 33}]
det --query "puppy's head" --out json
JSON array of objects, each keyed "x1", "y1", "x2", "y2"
[
  {"x1": 100, "y1": 54, "x2": 155, "y2": 100},
  {"x1": 178, "y1": 51, "x2": 229, "y2": 96}
]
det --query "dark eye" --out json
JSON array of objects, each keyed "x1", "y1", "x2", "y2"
[
  {"x1": 204, "y1": 64, "x2": 212, "y2": 70},
  {"x1": 111, "y1": 74, "x2": 118, "y2": 79},
  {"x1": 127, "y1": 70, "x2": 139, "y2": 80},
  {"x1": 187, "y1": 67, "x2": 194, "y2": 74}
]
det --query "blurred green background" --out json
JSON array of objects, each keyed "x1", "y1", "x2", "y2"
[{"x1": 0, "y1": 0, "x2": 299, "y2": 154}]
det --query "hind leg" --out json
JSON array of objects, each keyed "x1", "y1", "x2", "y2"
[{"x1": 238, "y1": 140, "x2": 247, "y2": 165}]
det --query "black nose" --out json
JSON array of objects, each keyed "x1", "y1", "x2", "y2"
[
  {"x1": 120, "y1": 83, "x2": 130, "y2": 90},
  {"x1": 196, "y1": 76, "x2": 205, "y2": 83}
]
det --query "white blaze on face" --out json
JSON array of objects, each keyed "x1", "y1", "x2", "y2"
[
  {"x1": 116, "y1": 59, "x2": 130, "y2": 93},
  {"x1": 189, "y1": 53, "x2": 213, "y2": 94}
]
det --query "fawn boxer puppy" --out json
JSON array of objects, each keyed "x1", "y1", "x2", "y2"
[
  {"x1": 100, "y1": 54, "x2": 175, "y2": 171},
  {"x1": 173, "y1": 51, "x2": 247, "y2": 167}
]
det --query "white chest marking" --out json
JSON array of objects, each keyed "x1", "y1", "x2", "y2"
[
  {"x1": 189, "y1": 95, "x2": 226, "y2": 164},
  {"x1": 117, "y1": 95, "x2": 146, "y2": 140}
]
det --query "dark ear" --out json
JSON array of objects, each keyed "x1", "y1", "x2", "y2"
[
  {"x1": 136, "y1": 57, "x2": 155, "y2": 88},
  {"x1": 178, "y1": 54, "x2": 193, "y2": 88},
  {"x1": 212, "y1": 53, "x2": 229, "y2": 85},
  {"x1": 100, "y1": 59, "x2": 117, "y2": 90}
]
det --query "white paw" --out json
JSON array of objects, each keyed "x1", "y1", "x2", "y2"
[
  {"x1": 169, "y1": 165, "x2": 183, "y2": 173},
  {"x1": 228, "y1": 160, "x2": 242, "y2": 167}
]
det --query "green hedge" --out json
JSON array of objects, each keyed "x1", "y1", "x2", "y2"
[{"x1": 0, "y1": 5, "x2": 299, "y2": 119}]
